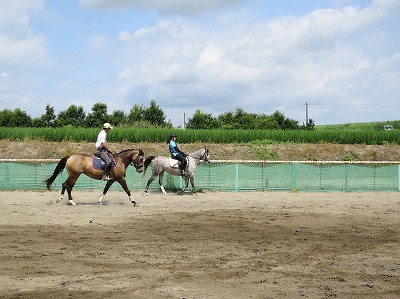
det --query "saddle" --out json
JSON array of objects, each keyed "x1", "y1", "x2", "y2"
[
  {"x1": 169, "y1": 158, "x2": 180, "y2": 168},
  {"x1": 169, "y1": 157, "x2": 188, "y2": 171},
  {"x1": 92, "y1": 154, "x2": 117, "y2": 171}
]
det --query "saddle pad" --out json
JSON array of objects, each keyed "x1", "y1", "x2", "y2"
[
  {"x1": 92, "y1": 156, "x2": 117, "y2": 170},
  {"x1": 169, "y1": 158, "x2": 179, "y2": 168}
]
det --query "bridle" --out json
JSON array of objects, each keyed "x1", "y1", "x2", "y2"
[{"x1": 131, "y1": 154, "x2": 144, "y2": 170}]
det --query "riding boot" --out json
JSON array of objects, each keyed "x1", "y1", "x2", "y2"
[{"x1": 103, "y1": 165, "x2": 111, "y2": 181}]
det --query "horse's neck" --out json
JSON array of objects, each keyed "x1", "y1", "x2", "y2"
[
  {"x1": 117, "y1": 151, "x2": 134, "y2": 163},
  {"x1": 189, "y1": 149, "x2": 204, "y2": 164}
]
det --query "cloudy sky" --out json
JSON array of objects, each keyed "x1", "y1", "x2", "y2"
[{"x1": 0, "y1": 0, "x2": 399, "y2": 127}]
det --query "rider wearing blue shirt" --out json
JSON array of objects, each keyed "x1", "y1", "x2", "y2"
[{"x1": 167, "y1": 133, "x2": 187, "y2": 176}]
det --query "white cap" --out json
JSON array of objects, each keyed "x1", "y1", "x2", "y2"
[{"x1": 103, "y1": 123, "x2": 113, "y2": 129}]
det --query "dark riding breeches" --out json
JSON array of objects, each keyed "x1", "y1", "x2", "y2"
[
  {"x1": 98, "y1": 151, "x2": 112, "y2": 175},
  {"x1": 173, "y1": 153, "x2": 187, "y2": 170}
]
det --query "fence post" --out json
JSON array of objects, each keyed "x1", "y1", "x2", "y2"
[
  {"x1": 235, "y1": 163, "x2": 239, "y2": 192},
  {"x1": 398, "y1": 165, "x2": 400, "y2": 192},
  {"x1": 291, "y1": 163, "x2": 297, "y2": 190},
  {"x1": 5, "y1": 161, "x2": 10, "y2": 185}
]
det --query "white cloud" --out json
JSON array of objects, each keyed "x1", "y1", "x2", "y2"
[
  {"x1": 0, "y1": 35, "x2": 48, "y2": 68},
  {"x1": 0, "y1": 0, "x2": 43, "y2": 35},
  {"x1": 0, "y1": 0, "x2": 48, "y2": 68},
  {"x1": 118, "y1": 68, "x2": 134, "y2": 79},
  {"x1": 109, "y1": 0, "x2": 399, "y2": 125},
  {"x1": 81, "y1": 0, "x2": 249, "y2": 14},
  {"x1": 119, "y1": 20, "x2": 171, "y2": 42},
  {"x1": 89, "y1": 34, "x2": 107, "y2": 49},
  {"x1": 2, "y1": 0, "x2": 400, "y2": 126}
]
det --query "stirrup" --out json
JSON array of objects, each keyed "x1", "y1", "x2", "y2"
[{"x1": 102, "y1": 174, "x2": 111, "y2": 181}]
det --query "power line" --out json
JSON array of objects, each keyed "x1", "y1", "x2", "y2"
[{"x1": 310, "y1": 102, "x2": 400, "y2": 108}]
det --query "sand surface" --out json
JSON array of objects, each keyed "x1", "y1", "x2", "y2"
[{"x1": 0, "y1": 190, "x2": 399, "y2": 299}]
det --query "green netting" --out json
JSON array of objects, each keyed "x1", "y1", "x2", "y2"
[{"x1": 0, "y1": 161, "x2": 399, "y2": 192}]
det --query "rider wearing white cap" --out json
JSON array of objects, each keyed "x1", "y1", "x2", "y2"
[{"x1": 95, "y1": 123, "x2": 114, "y2": 181}]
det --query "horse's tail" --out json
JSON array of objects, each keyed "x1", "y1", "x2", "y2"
[
  {"x1": 142, "y1": 156, "x2": 155, "y2": 177},
  {"x1": 45, "y1": 156, "x2": 69, "y2": 190}
]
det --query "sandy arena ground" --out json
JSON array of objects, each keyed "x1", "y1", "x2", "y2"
[{"x1": 0, "y1": 190, "x2": 399, "y2": 299}]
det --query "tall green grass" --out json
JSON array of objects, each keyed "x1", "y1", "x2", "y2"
[
  {"x1": 1, "y1": 127, "x2": 399, "y2": 145},
  {"x1": 317, "y1": 120, "x2": 400, "y2": 131}
]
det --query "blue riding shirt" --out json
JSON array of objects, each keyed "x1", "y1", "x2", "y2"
[{"x1": 169, "y1": 140, "x2": 179, "y2": 157}]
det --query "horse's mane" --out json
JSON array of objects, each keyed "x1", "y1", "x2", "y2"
[
  {"x1": 190, "y1": 147, "x2": 207, "y2": 156},
  {"x1": 115, "y1": 148, "x2": 144, "y2": 156}
]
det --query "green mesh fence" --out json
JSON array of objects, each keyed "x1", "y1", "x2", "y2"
[{"x1": 0, "y1": 160, "x2": 399, "y2": 192}]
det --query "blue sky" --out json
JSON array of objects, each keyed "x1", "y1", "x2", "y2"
[{"x1": 0, "y1": 0, "x2": 399, "y2": 127}]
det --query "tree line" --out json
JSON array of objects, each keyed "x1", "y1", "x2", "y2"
[{"x1": 0, "y1": 100, "x2": 314, "y2": 130}]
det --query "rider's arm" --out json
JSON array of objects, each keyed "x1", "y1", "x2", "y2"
[
  {"x1": 174, "y1": 145, "x2": 186, "y2": 156},
  {"x1": 101, "y1": 142, "x2": 113, "y2": 154}
]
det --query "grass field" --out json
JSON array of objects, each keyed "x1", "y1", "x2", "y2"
[{"x1": 1, "y1": 123, "x2": 399, "y2": 145}]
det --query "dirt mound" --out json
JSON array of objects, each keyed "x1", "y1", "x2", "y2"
[{"x1": 0, "y1": 139, "x2": 399, "y2": 161}]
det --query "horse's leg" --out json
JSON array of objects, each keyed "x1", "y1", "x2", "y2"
[
  {"x1": 143, "y1": 171, "x2": 160, "y2": 195},
  {"x1": 117, "y1": 178, "x2": 137, "y2": 206},
  {"x1": 99, "y1": 180, "x2": 114, "y2": 205},
  {"x1": 58, "y1": 177, "x2": 77, "y2": 205},
  {"x1": 158, "y1": 171, "x2": 168, "y2": 195},
  {"x1": 57, "y1": 181, "x2": 68, "y2": 203},
  {"x1": 180, "y1": 177, "x2": 190, "y2": 193},
  {"x1": 65, "y1": 177, "x2": 78, "y2": 206},
  {"x1": 190, "y1": 176, "x2": 197, "y2": 195}
]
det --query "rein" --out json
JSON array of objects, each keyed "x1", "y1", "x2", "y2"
[
  {"x1": 114, "y1": 151, "x2": 143, "y2": 169},
  {"x1": 187, "y1": 149, "x2": 208, "y2": 162}
]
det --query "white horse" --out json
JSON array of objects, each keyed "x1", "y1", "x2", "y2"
[{"x1": 142, "y1": 147, "x2": 210, "y2": 195}]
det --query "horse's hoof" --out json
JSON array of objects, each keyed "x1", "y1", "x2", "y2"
[
  {"x1": 68, "y1": 200, "x2": 76, "y2": 206},
  {"x1": 142, "y1": 192, "x2": 147, "y2": 196},
  {"x1": 131, "y1": 201, "x2": 138, "y2": 207},
  {"x1": 57, "y1": 196, "x2": 63, "y2": 203}
]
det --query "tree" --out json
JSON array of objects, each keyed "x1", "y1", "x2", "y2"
[
  {"x1": 143, "y1": 100, "x2": 167, "y2": 127},
  {"x1": 218, "y1": 111, "x2": 235, "y2": 129},
  {"x1": 272, "y1": 111, "x2": 285, "y2": 127},
  {"x1": 5, "y1": 108, "x2": 32, "y2": 127},
  {"x1": 271, "y1": 110, "x2": 299, "y2": 129},
  {"x1": 127, "y1": 104, "x2": 145, "y2": 124},
  {"x1": 305, "y1": 118, "x2": 315, "y2": 130},
  {"x1": 56, "y1": 105, "x2": 86, "y2": 127},
  {"x1": 85, "y1": 102, "x2": 108, "y2": 128},
  {"x1": 186, "y1": 109, "x2": 219, "y2": 129},
  {"x1": 109, "y1": 109, "x2": 127, "y2": 126},
  {"x1": 231, "y1": 108, "x2": 258, "y2": 129},
  {"x1": 35, "y1": 103, "x2": 56, "y2": 127},
  {"x1": 255, "y1": 116, "x2": 280, "y2": 129},
  {"x1": 0, "y1": 109, "x2": 15, "y2": 127}
]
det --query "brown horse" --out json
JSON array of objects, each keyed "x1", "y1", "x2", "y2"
[{"x1": 46, "y1": 148, "x2": 144, "y2": 206}]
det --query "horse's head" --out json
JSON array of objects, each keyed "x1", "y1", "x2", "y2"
[
  {"x1": 131, "y1": 149, "x2": 144, "y2": 173},
  {"x1": 116, "y1": 149, "x2": 144, "y2": 173},
  {"x1": 202, "y1": 147, "x2": 210, "y2": 163}
]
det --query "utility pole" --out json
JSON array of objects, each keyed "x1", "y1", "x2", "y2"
[
  {"x1": 183, "y1": 113, "x2": 186, "y2": 129},
  {"x1": 305, "y1": 102, "x2": 309, "y2": 126}
]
